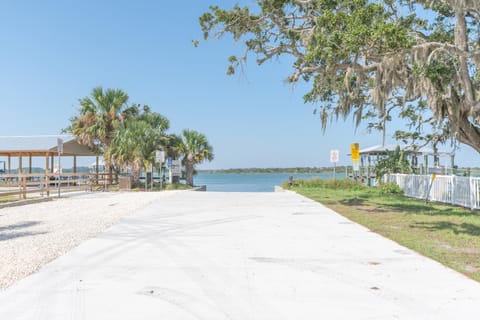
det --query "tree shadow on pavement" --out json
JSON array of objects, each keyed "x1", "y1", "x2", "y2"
[
  {"x1": 0, "y1": 221, "x2": 46, "y2": 241},
  {"x1": 339, "y1": 198, "x2": 366, "y2": 206},
  {"x1": 379, "y1": 201, "x2": 480, "y2": 218},
  {"x1": 411, "y1": 221, "x2": 480, "y2": 237}
]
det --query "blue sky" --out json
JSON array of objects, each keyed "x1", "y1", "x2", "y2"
[{"x1": 0, "y1": 0, "x2": 478, "y2": 169}]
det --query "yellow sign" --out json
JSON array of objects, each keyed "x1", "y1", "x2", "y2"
[{"x1": 350, "y1": 143, "x2": 360, "y2": 162}]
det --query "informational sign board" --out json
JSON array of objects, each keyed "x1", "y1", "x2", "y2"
[
  {"x1": 330, "y1": 149, "x2": 339, "y2": 163},
  {"x1": 171, "y1": 159, "x2": 181, "y2": 176},
  {"x1": 350, "y1": 143, "x2": 360, "y2": 162},
  {"x1": 167, "y1": 157, "x2": 172, "y2": 169},
  {"x1": 155, "y1": 150, "x2": 165, "y2": 164}
]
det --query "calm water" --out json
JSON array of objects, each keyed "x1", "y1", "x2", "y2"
[{"x1": 194, "y1": 173, "x2": 338, "y2": 192}]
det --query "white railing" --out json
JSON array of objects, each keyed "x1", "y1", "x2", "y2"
[{"x1": 384, "y1": 174, "x2": 480, "y2": 210}]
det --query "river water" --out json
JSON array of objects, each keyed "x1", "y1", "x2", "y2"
[{"x1": 193, "y1": 173, "x2": 340, "y2": 192}]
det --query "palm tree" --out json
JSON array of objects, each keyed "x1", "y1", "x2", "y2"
[
  {"x1": 178, "y1": 129, "x2": 214, "y2": 186},
  {"x1": 160, "y1": 133, "x2": 183, "y2": 184},
  {"x1": 107, "y1": 106, "x2": 170, "y2": 184},
  {"x1": 67, "y1": 87, "x2": 137, "y2": 151},
  {"x1": 162, "y1": 134, "x2": 181, "y2": 158},
  {"x1": 66, "y1": 87, "x2": 138, "y2": 182}
]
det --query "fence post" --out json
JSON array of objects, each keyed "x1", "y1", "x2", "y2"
[
  {"x1": 475, "y1": 178, "x2": 479, "y2": 210},
  {"x1": 451, "y1": 175, "x2": 455, "y2": 206},
  {"x1": 470, "y1": 176, "x2": 476, "y2": 210},
  {"x1": 387, "y1": 173, "x2": 479, "y2": 210},
  {"x1": 46, "y1": 171, "x2": 50, "y2": 196},
  {"x1": 22, "y1": 175, "x2": 27, "y2": 200}
]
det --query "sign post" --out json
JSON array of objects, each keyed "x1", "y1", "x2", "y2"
[
  {"x1": 330, "y1": 149, "x2": 339, "y2": 180},
  {"x1": 155, "y1": 151, "x2": 166, "y2": 190},
  {"x1": 426, "y1": 173, "x2": 436, "y2": 203},
  {"x1": 166, "y1": 157, "x2": 172, "y2": 183},
  {"x1": 57, "y1": 138, "x2": 63, "y2": 198},
  {"x1": 350, "y1": 142, "x2": 360, "y2": 181}
]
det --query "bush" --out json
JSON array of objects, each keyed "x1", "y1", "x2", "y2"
[
  {"x1": 165, "y1": 183, "x2": 193, "y2": 190},
  {"x1": 283, "y1": 178, "x2": 366, "y2": 190},
  {"x1": 374, "y1": 146, "x2": 413, "y2": 182},
  {"x1": 376, "y1": 182, "x2": 403, "y2": 195}
]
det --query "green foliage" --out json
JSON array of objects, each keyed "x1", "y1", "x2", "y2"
[
  {"x1": 374, "y1": 146, "x2": 413, "y2": 181},
  {"x1": 178, "y1": 130, "x2": 214, "y2": 186},
  {"x1": 165, "y1": 183, "x2": 193, "y2": 190},
  {"x1": 68, "y1": 87, "x2": 215, "y2": 188},
  {"x1": 66, "y1": 86, "x2": 134, "y2": 154},
  {"x1": 200, "y1": 166, "x2": 347, "y2": 174},
  {"x1": 198, "y1": 0, "x2": 419, "y2": 130},
  {"x1": 393, "y1": 99, "x2": 452, "y2": 150},
  {"x1": 198, "y1": 0, "x2": 480, "y2": 153},
  {"x1": 283, "y1": 178, "x2": 365, "y2": 190},
  {"x1": 106, "y1": 106, "x2": 169, "y2": 180},
  {"x1": 376, "y1": 182, "x2": 404, "y2": 195}
]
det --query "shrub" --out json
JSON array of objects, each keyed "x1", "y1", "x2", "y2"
[
  {"x1": 283, "y1": 178, "x2": 366, "y2": 190},
  {"x1": 376, "y1": 182, "x2": 404, "y2": 195},
  {"x1": 373, "y1": 146, "x2": 413, "y2": 182},
  {"x1": 165, "y1": 183, "x2": 193, "y2": 190}
]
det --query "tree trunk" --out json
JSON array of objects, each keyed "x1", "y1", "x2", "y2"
[
  {"x1": 131, "y1": 166, "x2": 142, "y2": 184},
  {"x1": 454, "y1": 2, "x2": 477, "y2": 113},
  {"x1": 185, "y1": 160, "x2": 195, "y2": 186},
  {"x1": 455, "y1": 114, "x2": 480, "y2": 153},
  {"x1": 107, "y1": 162, "x2": 113, "y2": 185}
]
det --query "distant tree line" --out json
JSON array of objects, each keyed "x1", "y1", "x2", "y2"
[{"x1": 199, "y1": 166, "x2": 348, "y2": 174}]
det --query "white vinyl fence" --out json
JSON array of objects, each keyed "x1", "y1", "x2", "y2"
[{"x1": 384, "y1": 174, "x2": 480, "y2": 210}]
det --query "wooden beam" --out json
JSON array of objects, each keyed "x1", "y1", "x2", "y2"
[
  {"x1": 45, "y1": 153, "x2": 49, "y2": 173},
  {"x1": 19, "y1": 154, "x2": 22, "y2": 174},
  {"x1": 29, "y1": 153, "x2": 32, "y2": 174},
  {"x1": 45, "y1": 152, "x2": 50, "y2": 197}
]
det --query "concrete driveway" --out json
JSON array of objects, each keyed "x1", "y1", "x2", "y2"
[{"x1": 1, "y1": 191, "x2": 479, "y2": 319}]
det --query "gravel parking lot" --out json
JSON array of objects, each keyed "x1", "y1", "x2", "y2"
[{"x1": 0, "y1": 191, "x2": 169, "y2": 288}]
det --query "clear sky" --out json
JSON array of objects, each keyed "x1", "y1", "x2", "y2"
[{"x1": 0, "y1": 0, "x2": 478, "y2": 169}]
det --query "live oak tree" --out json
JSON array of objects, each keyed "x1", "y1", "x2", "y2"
[{"x1": 199, "y1": 0, "x2": 480, "y2": 152}]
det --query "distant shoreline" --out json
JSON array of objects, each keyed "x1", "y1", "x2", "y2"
[{"x1": 198, "y1": 167, "x2": 348, "y2": 174}]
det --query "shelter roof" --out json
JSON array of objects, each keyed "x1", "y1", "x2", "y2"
[
  {"x1": 358, "y1": 144, "x2": 451, "y2": 156},
  {"x1": 0, "y1": 135, "x2": 96, "y2": 157}
]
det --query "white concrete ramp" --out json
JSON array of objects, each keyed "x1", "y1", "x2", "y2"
[{"x1": 1, "y1": 191, "x2": 479, "y2": 319}]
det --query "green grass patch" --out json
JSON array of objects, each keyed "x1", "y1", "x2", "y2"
[
  {"x1": 165, "y1": 183, "x2": 193, "y2": 190},
  {"x1": 0, "y1": 195, "x2": 19, "y2": 203},
  {"x1": 290, "y1": 179, "x2": 480, "y2": 282}
]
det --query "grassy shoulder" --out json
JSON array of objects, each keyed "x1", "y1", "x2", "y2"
[
  {"x1": 288, "y1": 179, "x2": 480, "y2": 282},
  {"x1": 0, "y1": 195, "x2": 20, "y2": 203}
]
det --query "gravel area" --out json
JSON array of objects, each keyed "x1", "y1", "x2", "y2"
[{"x1": 0, "y1": 191, "x2": 171, "y2": 289}]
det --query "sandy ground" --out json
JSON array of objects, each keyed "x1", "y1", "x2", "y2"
[{"x1": 0, "y1": 191, "x2": 173, "y2": 289}]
